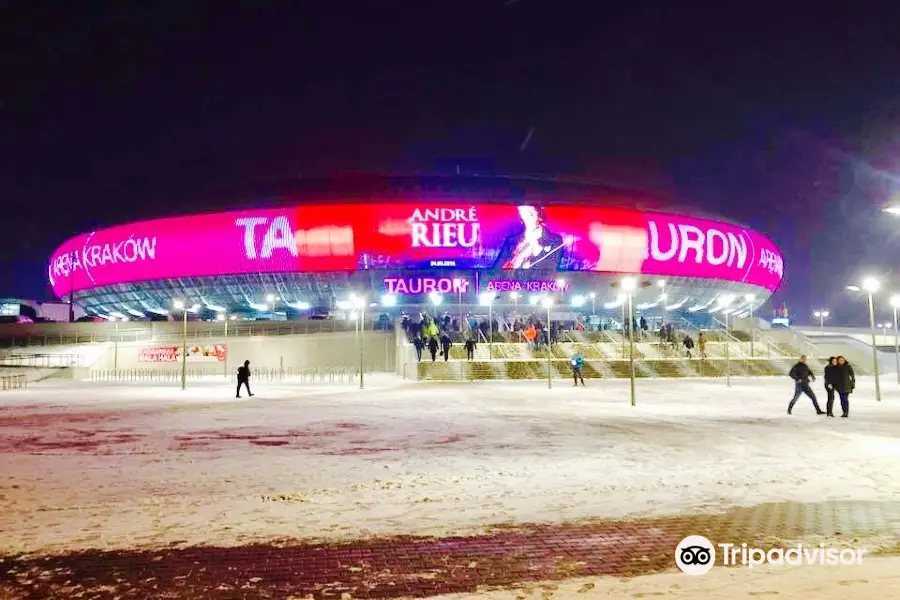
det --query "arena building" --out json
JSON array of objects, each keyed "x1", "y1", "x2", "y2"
[{"x1": 46, "y1": 175, "x2": 784, "y2": 328}]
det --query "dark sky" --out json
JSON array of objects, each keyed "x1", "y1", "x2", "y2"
[{"x1": 4, "y1": 2, "x2": 900, "y2": 324}]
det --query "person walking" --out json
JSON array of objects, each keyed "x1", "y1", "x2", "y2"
[
  {"x1": 823, "y1": 356, "x2": 839, "y2": 417},
  {"x1": 440, "y1": 332, "x2": 452, "y2": 361},
  {"x1": 428, "y1": 336, "x2": 439, "y2": 362},
  {"x1": 236, "y1": 360, "x2": 254, "y2": 398},
  {"x1": 571, "y1": 352, "x2": 585, "y2": 386},
  {"x1": 413, "y1": 336, "x2": 425, "y2": 361},
  {"x1": 835, "y1": 355, "x2": 856, "y2": 418},
  {"x1": 697, "y1": 332, "x2": 707, "y2": 359},
  {"x1": 464, "y1": 336, "x2": 477, "y2": 360},
  {"x1": 787, "y1": 355, "x2": 824, "y2": 415}
]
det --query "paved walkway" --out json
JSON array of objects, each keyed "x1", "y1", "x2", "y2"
[{"x1": 2, "y1": 501, "x2": 898, "y2": 599}]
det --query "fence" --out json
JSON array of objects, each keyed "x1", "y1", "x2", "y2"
[
  {"x1": 0, "y1": 353, "x2": 85, "y2": 368},
  {"x1": 0, "y1": 319, "x2": 392, "y2": 348},
  {"x1": 89, "y1": 366, "x2": 361, "y2": 384},
  {"x1": 1, "y1": 374, "x2": 26, "y2": 390}
]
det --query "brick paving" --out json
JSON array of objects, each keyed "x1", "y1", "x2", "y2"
[{"x1": 1, "y1": 501, "x2": 898, "y2": 599}]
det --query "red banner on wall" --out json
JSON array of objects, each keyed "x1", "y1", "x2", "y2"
[{"x1": 138, "y1": 344, "x2": 227, "y2": 363}]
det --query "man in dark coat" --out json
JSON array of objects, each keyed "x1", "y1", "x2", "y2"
[
  {"x1": 413, "y1": 336, "x2": 425, "y2": 361},
  {"x1": 236, "y1": 360, "x2": 254, "y2": 398},
  {"x1": 464, "y1": 337, "x2": 477, "y2": 360},
  {"x1": 823, "y1": 357, "x2": 839, "y2": 417},
  {"x1": 835, "y1": 355, "x2": 856, "y2": 418},
  {"x1": 788, "y1": 355, "x2": 824, "y2": 415},
  {"x1": 440, "y1": 332, "x2": 452, "y2": 361},
  {"x1": 428, "y1": 336, "x2": 439, "y2": 362}
]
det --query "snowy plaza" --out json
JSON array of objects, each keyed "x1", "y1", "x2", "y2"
[{"x1": 1, "y1": 374, "x2": 900, "y2": 598}]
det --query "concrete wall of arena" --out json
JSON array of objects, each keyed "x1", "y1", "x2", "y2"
[
  {"x1": 94, "y1": 331, "x2": 396, "y2": 373},
  {"x1": 766, "y1": 328, "x2": 897, "y2": 373}
]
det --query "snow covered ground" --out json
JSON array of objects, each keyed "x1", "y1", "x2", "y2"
[
  {"x1": 2, "y1": 374, "x2": 900, "y2": 598},
  {"x1": 1, "y1": 374, "x2": 899, "y2": 559},
  {"x1": 410, "y1": 558, "x2": 900, "y2": 600}
]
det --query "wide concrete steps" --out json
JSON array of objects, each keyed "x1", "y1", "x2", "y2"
[{"x1": 417, "y1": 357, "x2": 796, "y2": 381}]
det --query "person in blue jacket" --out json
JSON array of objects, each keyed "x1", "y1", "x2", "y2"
[{"x1": 571, "y1": 352, "x2": 585, "y2": 386}]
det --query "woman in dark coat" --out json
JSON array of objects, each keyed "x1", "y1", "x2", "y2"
[
  {"x1": 835, "y1": 355, "x2": 856, "y2": 418},
  {"x1": 823, "y1": 357, "x2": 839, "y2": 417}
]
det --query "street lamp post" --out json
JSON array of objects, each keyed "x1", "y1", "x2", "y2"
[
  {"x1": 622, "y1": 277, "x2": 638, "y2": 406},
  {"x1": 892, "y1": 295, "x2": 900, "y2": 385},
  {"x1": 863, "y1": 278, "x2": 882, "y2": 402},
  {"x1": 216, "y1": 312, "x2": 228, "y2": 378},
  {"x1": 359, "y1": 300, "x2": 366, "y2": 390},
  {"x1": 480, "y1": 292, "x2": 496, "y2": 357},
  {"x1": 745, "y1": 293, "x2": 756, "y2": 357},
  {"x1": 849, "y1": 278, "x2": 882, "y2": 402},
  {"x1": 542, "y1": 296, "x2": 554, "y2": 389},
  {"x1": 266, "y1": 294, "x2": 280, "y2": 321},
  {"x1": 718, "y1": 294, "x2": 736, "y2": 387},
  {"x1": 658, "y1": 280, "x2": 667, "y2": 330},
  {"x1": 813, "y1": 309, "x2": 829, "y2": 336},
  {"x1": 659, "y1": 291, "x2": 668, "y2": 331},
  {"x1": 350, "y1": 294, "x2": 366, "y2": 389},
  {"x1": 113, "y1": 317, "x2": 120, "y2": 371},
  {"x1": 589, "y1": 292, "x2": 596, "y2": 316},
  {"x1": 556, "y1": 278, "x2": 566, "y2": 304},
  {"x1": 173, "y1": 300, "x2": 188, "y2": 390}
]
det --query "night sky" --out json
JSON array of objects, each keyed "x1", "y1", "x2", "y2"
[{"x1": 4, "y1": 2, "x2": 900, "y2": 324}]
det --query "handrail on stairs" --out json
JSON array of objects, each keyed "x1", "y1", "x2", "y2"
[
  {"x1": 677, "y1": 316, "x2": 700, "y2": 330},
  {"x1": 710, "y1": 316, "x2": 743, "y2": 343},
  {"x1": 708, "y1": 316, "x2": 751, "y2": 358}
]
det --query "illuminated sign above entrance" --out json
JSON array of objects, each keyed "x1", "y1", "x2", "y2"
[
  {"x1": 486, "y1": 279, "x2": 570, "y2": 293},
  {"x1": 383, "y1": 276, "x2": 471, "y2": 295}
]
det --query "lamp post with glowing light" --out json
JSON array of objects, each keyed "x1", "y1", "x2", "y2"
[
  {"x1": 266, "y1": 294, "x2": 280, "y2": 321},
  {"x1": 745, "y1": 293, "x2": 757, "y2": 356},
  {"x1": 659, "y1": 292, "x2": 668, "y2": 331},
  {"x1": 542, "y1": 296, "x2": 554, "y2": 388},
  {"x1": 847, "y1": 277, "x2": 882, "y2": 402},
  {"x1": 891, "y1": 295, "x2": 900, "y2": 385},
  {"x1": 350, "y1": 294, "x2": 367, "y2": 389},
  {"x1": 173, "y1": 300, "x2": 188, "y2": 390},
  {"x1": 556, "y1": 278, "x2": 566, "y2": 303},
  {"x1": 718, "y1": 294, "x2": 736, "y2": 387},
  {"x1": 657, "y1": 280, "x2": 667, "y2": 326},
  {"x1": 111, "y1": 316, "x2": 128, "y2": 371},
  {"x1": 589, "y1": 292, "x2": 596, "y2": 316},
  {"x1": 622, "y1": 277, "x2": 638, "y2": 406},
  {"x1": 480, "y1": 291, "x2": 496, "y2": 356},
  {"x1": 510, "y1": 292, "x2": 519, "y2": 313},
  {"x1": 216, "y1": 312, "x2": 229, "y2": 377},
  {"x1": 812, "y1": 309, "x2": 829, "y2": 335}
]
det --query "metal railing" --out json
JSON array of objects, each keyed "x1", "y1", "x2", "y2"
[
  {"x1": 89, "y1": 366, "x2": 361, "y2": 384},
  {"x1": 1, "y1": 374, "x2": 26, "y2": 390},
  {"x1": 415, "y1": 356, "x2": 794, "y2": 382},
  {"x1": 0, "y1": 319, "x2": 392, "y2": 349},
  {"x1": 414, "y1": 339, "x2": 793, "y2": 363},
  {"x1": 0, "y1": 353, "x2": 86, "y2": 368}
]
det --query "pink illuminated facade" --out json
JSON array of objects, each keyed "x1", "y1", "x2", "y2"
[{"x1": 46, "y1": 176, "x2": 784, "y2": 321}]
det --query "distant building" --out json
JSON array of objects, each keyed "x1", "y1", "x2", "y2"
[
  {"x1": 43, "y1": 175, "x2": 785, "y2": 327},
  {"x1": 0, "y1": 298, "x2": 86, "y2": 323}
]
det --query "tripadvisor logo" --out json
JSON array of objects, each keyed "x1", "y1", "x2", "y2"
[{"x1": 675, "y1": 535, "x2": 866, "y2": 575}]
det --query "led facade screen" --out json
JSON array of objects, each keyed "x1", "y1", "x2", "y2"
[{"x1": 48, "y1": 203, "x2": 784, "y2": 297}]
